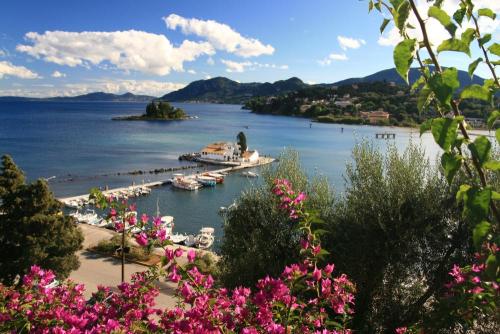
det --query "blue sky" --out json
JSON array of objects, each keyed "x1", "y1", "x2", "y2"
[{"x1": 0, "y1": 0, "x2": 498, "y2": 97}]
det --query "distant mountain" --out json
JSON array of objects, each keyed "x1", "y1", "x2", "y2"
[
  {"x1": 0, "y1": 92, "x2": 155, "y2": 102},
  {"x1": 331, "y1": 67, "x2": 484, "y2": 87},
  {"x1": 161, "y1": 77, "x2": 308, "y2": 103}
]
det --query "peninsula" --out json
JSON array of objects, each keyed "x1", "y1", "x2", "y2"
[{"x1": 112, "y1": 101, "x2": 188, "y2": 121}]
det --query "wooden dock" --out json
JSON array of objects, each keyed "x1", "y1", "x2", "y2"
[{"x1": 58, "y1": 157, "x2": 275, "y2": 205}]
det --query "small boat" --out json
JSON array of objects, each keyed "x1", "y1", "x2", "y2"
[
  {"x1": 172, "y1": 174, "x2": 202, "y2": 190},
  {"x1": 183, "y1": 234, "x2": 196, "y2": 247},
  {"x1": 195, "y1": 227, "x2": 215, "y2": 250},
  {"x1": 203, "y1": 172, "x2": 224, "y2": 184},
  {"x1": 170, "y1": 233, "x2": 188, "y2": 244},
  {"x1": 196, "y1": 175, "x2": 216, "y2": 187},
  {"x1": 242, "y1": 171, "x2": 259, "y2": 178}
]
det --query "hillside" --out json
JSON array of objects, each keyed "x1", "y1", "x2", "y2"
[
  {"x1": 160, "y1": 77, "x2": 307, "y2": 103},
  {"x1": 0, "y1": 92, "x2": 155, "y2": 102},
  {"x1": 331, "y1": 67, "x2": 484, "y2": 87}
]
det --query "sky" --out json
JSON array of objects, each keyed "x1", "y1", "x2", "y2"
[{"x1": 0, "y1": 0, "x2": 498, "y2": 97}]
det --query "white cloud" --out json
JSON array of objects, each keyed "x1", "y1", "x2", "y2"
[
  {"x1": 318, "y1": 53, "x2": 348, "y2": 66},
  {"x1": 51, "y1": 70, "x2": 66, "y2": 78},
  {"x1": 205, "y1": 75, "x2": 212, "y2": 79},
  {"x1": 164, "y1": 14, "x2": 274, "y2": 57},
  {"x1": 206, "y1": 57, "x2": 215, "y2": 65},
  {"x1": 221, "y1": 59, "x2": 288, "y2": 72},
  {"x1": 221, "y1": 59, "x2": 252, "y2": 72},
  {"x1": 17, "y1": 30, "x2": 215, "y2": 76},
  {"x1": 0, "y1": 50, "x2": 5, "y2": 57},
  {"x1": 0, "y1": 79, "x2": 186, "y2": 98},
  {"x1": 378, "y1": 0, "x2": 500, "y2": 47},
  {"x1": 187, "y1": 69, "x2": 196, "y2": 74},
  {"x1": 0, "y1": 61, "x2": 40, "y2": 79},
  {"x1": 337, "y1": 36, "x2": 366, "y2": 50}
]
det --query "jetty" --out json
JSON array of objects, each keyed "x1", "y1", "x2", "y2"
[{"x1": 57, "y1": 157, "x2": 275, "y2": 205}]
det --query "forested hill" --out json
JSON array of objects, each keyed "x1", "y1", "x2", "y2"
[
  {"x1": 160, "y1": 77, "x2": 308, "y2": 103},
  {"x1": 330, "y1": 67, "x2": 484, "y2": 87},
  {"x1": 160, "y1": 68, "x2": 484, "y2": 104},
  {"x1": 0, "y1": 92, "x2": 155, "y2": 102}
]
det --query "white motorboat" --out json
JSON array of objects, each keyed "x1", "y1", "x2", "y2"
[
  {"x1": 242, "y1": 171, "x2": 258, "y2": 178},
  {"x1": 196, "y1": 175, "x2": 216, "y2": 187},
  {"x1": 170, "y1": 233, "x2": 188, "y2": 244},
  {"x1": 183, "y1": 234, "x2": 196, "y2": 247},
  {"x1": 203, "y1": 172, "x2": 224, "y2": 183},
  {"x1": 172, "y1": 174, "x2": 202, "y2": 190},
  {"x1": 195, "y1": 227, "x2": 215, "y2": 250}
]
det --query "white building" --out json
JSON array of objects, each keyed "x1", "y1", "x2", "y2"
[
  {"x1": 241, "y1": 150, "x2": 259, "y2": 163},
  {"x1": 200, "y1": 142, "x2": 240, "y2": 161}
]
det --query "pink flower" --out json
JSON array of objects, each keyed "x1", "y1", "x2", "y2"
[
  {"x1": 294, "y1": 192, "x2": 307, "y2": 204},
  {"x1": 165, "y1": 249, "x2": 174, "y2": 260},
  {"x1": 128, "y1": 214, "x2": 137, "y2": 226},
  {"x1": 174, "y1": 248, "x2": 183, "y2": 258},
  {"x1": 300, "y1": 238, "x2": 309, "y2": 250},
  {"x1": 312, "y1": 267, "x2": 322, "y2": 281},
  {"x1": 395, "y1": 327, "x2": 407, "y2": 334},
  {"x1": 187, "y1": 249, "x2": 196, "y2": 263},
  {"x1": 156, "y1": 228, "x2": 167, "y2": 242},
  {"x1": 109, "y1": 208, "x2": 117, "y2": 217},
  {"x1": 135, "y1": 232, "x2": 148, "y2": 246},
  {"x1": 471, "y1": 276, "x2": 481, "y2": 284},
  {"x1": 153, "y1": 216, "x2": 162, "y2": 227},
  {"x1": 312, "y1": 245, "x2": 321, "y2": 256},
  {"x1": 140, "y1": 213, "x2": 149, "y2": 224},
  {"x1": 324, "y1": 264, "x2": 335, "y2": 275},
  {"x1": 469, "y1": 286, "x2": 484, "y2": 294}
]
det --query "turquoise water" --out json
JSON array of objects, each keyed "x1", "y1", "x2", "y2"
[{"x1": 0, "y1": 101, "x2": 439, "y2": 246}]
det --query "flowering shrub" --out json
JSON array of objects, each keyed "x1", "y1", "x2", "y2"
[{"x1": 0, "y1": 179, "x2": 356, "y2": 333}]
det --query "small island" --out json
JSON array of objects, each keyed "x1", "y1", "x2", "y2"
[{"x1": 113, "y1": 101, "x2": 188, "y2": 121}]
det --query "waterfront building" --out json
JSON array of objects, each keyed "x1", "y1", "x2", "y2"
[
  {"x1": 200, "y1": 142, "x2": 240, "y2": 161},
  {"x1": 360, "y1": 109, "x2": 390, "y2": 124},
  {"x1": 241, "y1": 150, "x2": 259, "y2": 163}
]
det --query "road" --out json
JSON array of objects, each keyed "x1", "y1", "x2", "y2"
[{"x1": 70, "y1": 224, "x2": 178, "y2": 309}]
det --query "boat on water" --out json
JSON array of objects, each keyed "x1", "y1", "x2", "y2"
[
  {"x1": 195, "y1": 227, "x2": 215, "y2": 249},
  {"x1": 70, "y1": 209, "x2": 101, "y2": 225},
  {"x1": 242, "y1": 171, "x2": 259, "y2": 178},
  {"x1": 196, "y1": 175, "x2": 216, "y2": 187},
  {"x1": 183, "y1": 234, "x2": 196, "y2": 247},
  {"x1": 203, "y1": 172, "x2": 224, "y2": 184},
  {"x1": 170, "y1": 233, "x2": 188, "y2": 244},
  {"x1": 172, "y1": 174, "x2": 202, "y2": 190}
]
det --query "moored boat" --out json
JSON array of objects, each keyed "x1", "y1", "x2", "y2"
[
  {"x1": 203, "y1": 172, "x2": 224, "y2": 183},
  {"x1": 195, "y1": 227, "x2": 215, "y2": 249},
  {"x1": 196, "y1": 175, "x2": 216, "y2": 187},
  {"x1": 172, "y1": 174, "x2": 202, "y2": 190}
]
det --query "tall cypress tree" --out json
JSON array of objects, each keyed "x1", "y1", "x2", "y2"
[{"x1": 0, "y1": 155, "x2": 83, "y2": 285}]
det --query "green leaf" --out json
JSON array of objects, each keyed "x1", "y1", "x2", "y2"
[
  {"x1": 380, "y1": 18, "x2": 391, "y2": 33},
  {"x1": 456, "y1": 184, "x2": 471, "y2": 203},
  {"x1": 461, "y1": 28, "x2": 476, "y2": 46},
  {"x1": 419, "y1": 118, "x2": 432, "y2": 136},
  {"x1": 428, "y1": 68, "x2": 460, "y2": 107},
  {"x1": 393, "y1": 38, "x2": 416, "y2": 84},
  {"x1": 441, "y1": 152, "x2": 462, "y2": 184},
  {"x1": 462, "y1": 187, "x2": 491, "y2": 222},
  {"x1": 437, "y1": 38, "x2": 471, "y2": 56},
  {"x1": 411, "y1": 75, "x2": 425, "y2": 91},
  {"x1": 487, "y1": 110, "x2": 500, "y2": 129},
  {"x1": 468, "y1": 136, "x2": 491, "y2": 167},
  {"x1": 485, "y1": 254, "x2": 498, "y2": 280},
  {"x1": 489, "y1": 43, "x2": 500, "y2": 56},
  {"x1": 491, "y1": 60, "x2": 500, "y2": 66},
  {"x1": 417, "y1": 86, "x2": 432, "y2": 112},
  {"x1": 484, "y1": 160, "x2": 500, "y2": 171},
  {"x1": 428, "y1": 6, "x2": 457, "y2": 36},
  {"x1": 492, "y1": 191, "x2": 500, "y2": 200},
  {"x1": 460, "y1": 84, "x2": 492, "y2": 102},
  {"x1": 478, "y1": 8, "x2": 496, "y2": 20},
  {"x1": 431, "y1": 118, "x2": 458, "y2": 151},
  {"x1": 473, "y1": 221, "x2": 491, "y2": 249},
  {"x1": 478, "y1": 34, "x2": 491, "y2": 48},
  {"x1": 453, "y1": 7, "x2": 466, "y2": 26},
  {"x1": 368, "y1": 0, "x2": 374, "y2": 12},
  {"x1": 496, "y1": 128, "x2": 500, "y2": 144},
  {"x1": 468, "y1": 58, "x2": 482, "y2": 78},
  {"x1": 395, "y1": 1, "x2": 410, "y2": 31}
]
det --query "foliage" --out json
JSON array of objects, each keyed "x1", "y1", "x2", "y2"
[
  {"x1": 0, "y1": 181, "x2": 356, "y2": 333},
  {"x1": 0, "y1": 155, "x2": 83, "y2": 285},
  {"x1": 93, "y1": 235, "x2": 151, "y2": 262},
  {"x1": 369, "y1": 0, "x2": 499, "y2": 330},
  {"x1": 237, "y1": 131, "x2": 248, "y2": 153},
  {"x1": 144, "y1": 101, "x2": 186, "y2": 119},
  {"x1": 219, "y1": 149, "x2": 335, "y2": 288}
]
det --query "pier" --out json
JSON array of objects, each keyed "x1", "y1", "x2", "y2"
[
  {"x1": 375, "y1": 133, "x2": 396, "y2": 139},
  {"x1": 57, "y1": 157, "x2": 275, "y2": 205}
]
